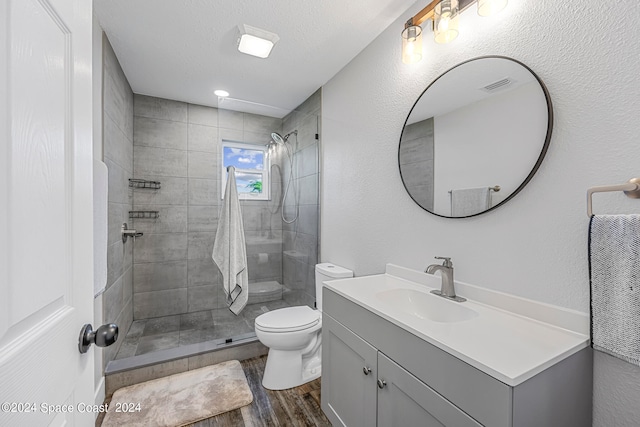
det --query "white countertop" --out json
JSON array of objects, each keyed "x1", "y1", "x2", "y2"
[{"x1": 324, "y1": 264, "x2": 590, "y2": 387}]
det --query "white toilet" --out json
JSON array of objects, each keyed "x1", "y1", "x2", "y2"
[{"x1": 255, "y1": 263, "x2": 353, "y2": 390}]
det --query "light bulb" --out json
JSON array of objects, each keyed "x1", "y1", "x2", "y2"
[
  {"x1": 406, "y1": 41, "x2": 415, "y2": 55},
  {"x1": 438, "y1": 16, "x2": 450, "y2": 32},
  {"x1": 478, "y1": 0, "x2": 508, "y2": 17}
]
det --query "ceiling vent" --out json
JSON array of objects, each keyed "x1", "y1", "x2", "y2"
[{"x1": 480, "y1": 77, "x2": 514, "y2": 93}]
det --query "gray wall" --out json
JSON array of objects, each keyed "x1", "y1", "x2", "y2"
[
  {"x1": 281, "y1": 90, "x2": 321, "y2": 306},
  {"x1": 131, "y1": 95, "x2": 284, "y2": 319},
  {"x1": 102, "y1": 35, "x2": 134, "y2": 367},
  {"x1": 399, "y1": 118, "x2": 434, "y2": 211}
]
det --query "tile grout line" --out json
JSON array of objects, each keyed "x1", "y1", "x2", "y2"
[{"x1": 186, "y1": 103, "x2": 192, "y2": 313}]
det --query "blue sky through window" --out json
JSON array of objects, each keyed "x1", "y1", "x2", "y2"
[
  {"x1": 223, "y1": 147, "x2": 264, "y2": 170},
  {"x1": 223, "y1": 146, "x2": 266, "y2": 194}
]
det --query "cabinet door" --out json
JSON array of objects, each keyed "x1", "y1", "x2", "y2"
[
  {"x1": 377, "y1": 353, "x2": 482, "y2": 427},
  {"x1": 322, "y1": 314, "x2": 378, "y2": 427}
]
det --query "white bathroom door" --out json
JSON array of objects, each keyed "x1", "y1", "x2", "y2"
[{"x1": 0, "y1": 0, "x2": 95, "y2": 426}]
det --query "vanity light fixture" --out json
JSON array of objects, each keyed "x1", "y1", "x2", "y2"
[
  {"x1": 401, "y1": 25, "x2": 423, "y2": 64},
  {"x1": 214, "y1": 89, "x2": 229, "y2": 97},
  {"x1": 237, "y1": 24, "x2": 279, "y2": 59},
  {"x1": 434, "y1": 0, "x2": 459, "y2": 44},
  {"x1": 401, "y1": 0, "x2": 508, "y2": 63}
]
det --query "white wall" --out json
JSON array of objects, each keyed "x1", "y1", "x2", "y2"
[
  {"x1": 433, "y1": 82, "x2": 546, "y2": 213},
  {"x1": 321, "y1": 0, "x2": 640, "y2": 424}
]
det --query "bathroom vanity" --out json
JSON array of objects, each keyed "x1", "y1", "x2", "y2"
[{"x1": 321, "y1": 265, "x2": 592, "y2": 427}]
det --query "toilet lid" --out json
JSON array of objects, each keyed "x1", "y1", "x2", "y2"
[{"x1": 255, "y1": 306, "x2": 320, "y2": 332}]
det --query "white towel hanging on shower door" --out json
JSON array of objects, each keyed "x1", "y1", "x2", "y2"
[{"x1": 212, "y1": 166, "x2": 249, "y2": 315}]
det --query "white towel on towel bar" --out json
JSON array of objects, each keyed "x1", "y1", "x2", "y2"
[
  {"x1": 212, "y1": 166, "x2": 248, "y2": 315},
  {"x1": 450, "y1": 187, "x2": 491, "y2": 217},
  {"x1": 590, "y1": 214, "x2": 640, "y2": 366}
]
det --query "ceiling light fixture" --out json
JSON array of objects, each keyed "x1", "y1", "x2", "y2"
[
  {"x1": 401, "y1": 0, "x2": 508, "y2": 64},
  {"x1": 237, "y1": 24, "x2": 279, "y2": 59},
  {"x1": 214, "y1": 89, "x2": 229, "y2": 97}
]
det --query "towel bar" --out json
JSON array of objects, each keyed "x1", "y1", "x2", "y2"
[
  {"x1": 448, "y1": 186, "x2": 500, "y2": 194},
  {"x1": 587, "y1": 178, "x2": 640, "y2": 217}
]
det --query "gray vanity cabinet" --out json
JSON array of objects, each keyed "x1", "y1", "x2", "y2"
[
  {"x1": 323, "y1": 312, "x2": 481, "y2": 427},
  {"x1": 322, "y1": 313, "x2": 377, "y2": 427},
  {"x1": 377, "y1": 353, "x2": 481, "y2": 427},
  {"x1": 321, "y1": 287, "x2": 593, "y2": 427}
]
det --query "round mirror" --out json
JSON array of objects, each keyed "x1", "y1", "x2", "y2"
[{"x1": 399, "y1": 56, "x2": 553, "y2": 218}]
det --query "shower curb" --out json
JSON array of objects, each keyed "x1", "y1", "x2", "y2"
[{"x1": 104, "y1": 338, "x2": 267, "y2": 397}]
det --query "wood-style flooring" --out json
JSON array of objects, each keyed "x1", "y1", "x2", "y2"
[
  {"x1": 189, "y1": 355, "x2": 330, "y2": 427},
  {"x1": 98, "y1": 355, "x2": 331, "y2": 427}
]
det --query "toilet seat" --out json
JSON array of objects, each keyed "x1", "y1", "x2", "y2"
[{"x1": 255, "y1": 306, "x2": 320, "y2": 333}]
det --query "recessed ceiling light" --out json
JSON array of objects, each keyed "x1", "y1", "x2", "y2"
[
  {"x1": 237, "y1": 24, "x2": 279, "y2": 59},
  {"x1": 214, "y1": 90, "x2": 229, "y2": 97}
]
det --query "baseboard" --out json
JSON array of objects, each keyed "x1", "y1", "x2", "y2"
[{"x1": 94, "y1": 376, "x2": 105, "y2": 419}]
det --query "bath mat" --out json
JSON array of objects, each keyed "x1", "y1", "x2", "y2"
[{"x1": 102, "y1": 360, "x2": 253, "y2": 427}]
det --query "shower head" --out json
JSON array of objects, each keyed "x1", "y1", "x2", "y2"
[
  {"x1": 271, "y1": 132, "x2": 286, "y2": 145},
  {"x1": 271, "y1": 130, "x2": 298, "y2": 145}
]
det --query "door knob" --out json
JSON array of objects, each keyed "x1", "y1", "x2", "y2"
[
  {"x1": 363, "y1": 366, "x2": 372, "y2": 375},
  {"x1": 78, "y1": 323, "x2": 118, "y2": 354},
  {"x1": 377, "y1": 379, "x2": 387, "y2": 389}
]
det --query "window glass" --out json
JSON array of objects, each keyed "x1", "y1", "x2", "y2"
[
  {"x1": 223, "y1": 147, "x2": 264, "y2": 171},
  {"x1": 221, "y1": 142, "x2": 269, "y2": 200}
]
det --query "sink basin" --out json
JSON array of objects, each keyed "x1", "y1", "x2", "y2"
[{"x1": 376, "y1": 288, "x2": 479, "y2": 323}]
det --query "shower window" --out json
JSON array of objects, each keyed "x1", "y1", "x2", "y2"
[{"x1": 221, "y1": 140, "x2": 270, "y2": 200}]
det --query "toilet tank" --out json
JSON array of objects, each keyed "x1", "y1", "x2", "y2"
[{"x1": 315, "y1": 263, "x2": 353, "y2": 311}]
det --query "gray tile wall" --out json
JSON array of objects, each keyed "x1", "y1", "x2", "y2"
[
  {"x1": 132, "y1": 95, "x2": 284, "y2": 319},
  {"x1": 281, "y1": 89, "x2": 321, "y2": 306},
  {"x1": 399, "y1": 118, "x2": 434, "y2": 210},
  {"x1": 102, "y1": 35, "x2": 134, "y2": 368}
]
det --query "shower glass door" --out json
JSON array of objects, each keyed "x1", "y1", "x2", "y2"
[{"x1": 110, "y1": 92, "x2": 320, "y2": 366}]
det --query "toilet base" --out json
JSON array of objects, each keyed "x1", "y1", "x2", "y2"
[{"x1": 261, "y1": 348, "x2": 321, "y2": 390}]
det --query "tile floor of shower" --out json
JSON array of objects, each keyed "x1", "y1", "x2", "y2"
[{"x1": 114, "y1": 289, "x2": 312, "y2": 359}]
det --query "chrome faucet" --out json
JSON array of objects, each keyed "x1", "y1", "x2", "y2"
[{"x1": 425, "y1": 257, "x2": 466, "y2": 303}]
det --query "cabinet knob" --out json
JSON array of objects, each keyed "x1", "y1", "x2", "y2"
[
  {"x1": 363, "y1": 366, "x2": 372, "y2": 375},
  {"x1": 377, "y1": 379, "x2": 387, "y2": 389}
]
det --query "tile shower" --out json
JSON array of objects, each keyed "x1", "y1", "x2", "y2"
[
  {"x1": 106, "y1": 86, "x2": 321, "y2": 364},
  {"x1": 101, "y1": 35, "x2": 134, "y2": 368}
]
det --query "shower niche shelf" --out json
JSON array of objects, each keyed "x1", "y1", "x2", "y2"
[
  {"x1": 129, "y1": 178, "x2": 161, "y2": 189},
  {"x1": 129, "y1": 211, "x2": 160, "y2": 219}
]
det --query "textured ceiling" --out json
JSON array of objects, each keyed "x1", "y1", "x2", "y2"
[{"x1": 94, "y1": 0, "x2": 418, "y2": 117}]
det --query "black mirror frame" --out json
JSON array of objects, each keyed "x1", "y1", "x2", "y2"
[{"x1": 398, "y1": 55, "x2": 554, "y2": 219}]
